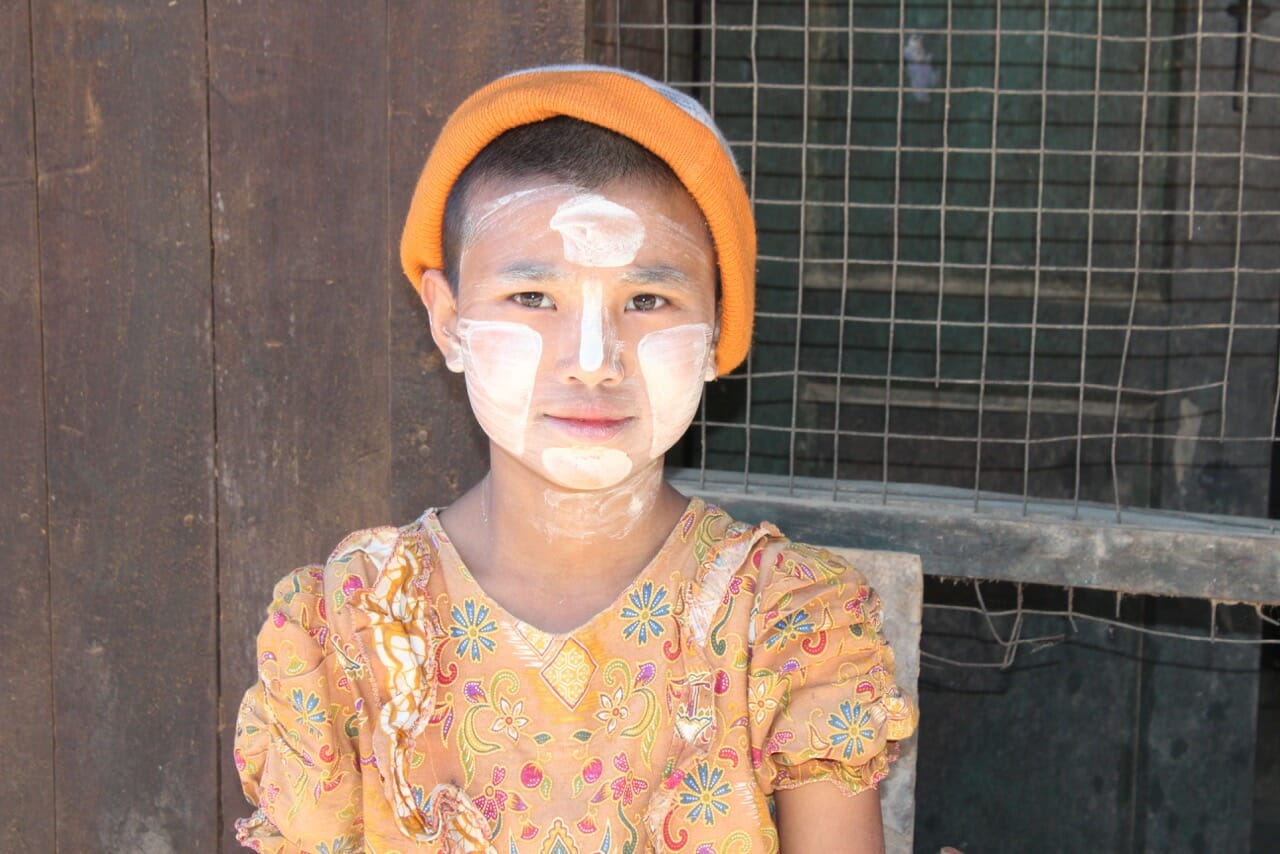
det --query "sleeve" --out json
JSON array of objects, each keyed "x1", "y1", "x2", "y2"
[
  {"x1": 234, "y1": 566, "x2": 365, "y2": 852},
  {"x1": 747, "y1": 542, "x2": 918, "y2": 797}
]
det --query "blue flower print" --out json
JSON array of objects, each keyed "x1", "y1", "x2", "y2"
[
  {"x1": 450, "y1": 599, "x2": 498, "y2": 661},
  {"x1": 620, "y1": 581, "x2": 670, "y2": 644},
  {"x1": 828, "y1": 700, "x2": 876, "y2": 759},
  {"x1": 289, "y1": 688, "x2": 326, "y2": 736},
  {"x1": 315, "y1": 838, "x2": 360, "y2": 854},
  {"x1": 763, "y1": 609, "x2": 815, "y2": 649},
  {"x1": 679, "y1": 762, "x2": 732, "y2": 825}
]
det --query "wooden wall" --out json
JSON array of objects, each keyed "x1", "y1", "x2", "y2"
[{"x1": 0, "y1": 2, "x2": 585, "y2": 849}]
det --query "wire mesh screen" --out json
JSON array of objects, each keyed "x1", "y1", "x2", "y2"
[{"x1": 589, "y1": 0, "x2": 1280, "y2": 524}]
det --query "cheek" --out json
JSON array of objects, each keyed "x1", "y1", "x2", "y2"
[
  {"x1": 456, "y1": 320, "x2": 542, "y2": 456},
  {"x1": 638, "y1": 323, "x2": 714, "y2": 457}
]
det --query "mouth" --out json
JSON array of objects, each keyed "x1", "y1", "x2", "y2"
[{"x1": 543, "y1": 413, "x2": 634, "y2": 441}]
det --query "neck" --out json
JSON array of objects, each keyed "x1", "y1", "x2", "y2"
[{"x1": 441, "y1": 448, "x2": 689, "y2": 614}]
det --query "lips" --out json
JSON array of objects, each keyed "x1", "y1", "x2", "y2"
[{"x1": 542, "y1": 413, "x2": 634, "y2": 441}]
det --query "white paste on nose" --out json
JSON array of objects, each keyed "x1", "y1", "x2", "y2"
[
  {"x1": 455, "y1": 319, "x2": 542, "y2": 456},
  {"x1": 541, "y1": 447, "x2": 634, "y2": 490},
  {"x1": 638, "y1": 323, "x2": 714, "y2": 457},
  {"x1": 579, "y1": 280, "x2": 605, "y2": 372},
  {"x1": 549, "y1": 194, "x2": 645, "y2": 268}
]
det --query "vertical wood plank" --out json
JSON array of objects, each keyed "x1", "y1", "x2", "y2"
[
  {"x1": 0, "y1": 0, "x2": 54, "y2": 847},
  {"x1": 30, "y1": 1, "x2": 218, "y2": 848},
  {"x1": 208, "y1": 3, "x2": 392, "y2": 845},
  {"x1": 387, "y1": 0, "x2": 588, "y2": 522}
]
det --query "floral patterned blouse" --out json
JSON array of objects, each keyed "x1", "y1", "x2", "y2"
[{"x1": 234, "y1": 498, "x2": 918, "y2": 853}]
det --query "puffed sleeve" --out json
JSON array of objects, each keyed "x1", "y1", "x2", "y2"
[
  {"x1": 747, "y1": 542, "x2": 917, "y2": 796},
  {"x1": 234, "y1": 566, "x2": 365, "y2": 852}
]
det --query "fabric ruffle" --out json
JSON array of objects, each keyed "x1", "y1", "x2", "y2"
[
  {"x1": 349, "y1": 522, "x2": 496, "y2": 849},
  {"x1": 746, "y1": 541, "x2": 920, "y2": 797}
]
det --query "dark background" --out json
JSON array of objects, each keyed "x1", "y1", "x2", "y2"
[{"x1": 1, "y1": 1, "x2": 584, "y2": 848}]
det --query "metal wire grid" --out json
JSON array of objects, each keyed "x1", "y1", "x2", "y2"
[
  {"x1": 921, "y1": 581, "x2": 1280, "y2": 671},
  {"x1": 591, "y1": 0, "x2": 1280, "y2": 525}
]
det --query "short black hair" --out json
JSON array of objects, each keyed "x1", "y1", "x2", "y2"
[{"x1": 441, "y1": 116, "x2": 684, "y2": 290}]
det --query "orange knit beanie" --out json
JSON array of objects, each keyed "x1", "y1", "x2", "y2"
[{"x1": 400, "y1": 65, "x2": 756, "y2": 376}]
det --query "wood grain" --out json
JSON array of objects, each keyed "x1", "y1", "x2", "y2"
[
  {"x1": 207, "y1": 2, "x2": 393, "y2": 844},
  {"x1": 0, "y1": 0, "x2": 54, "y2": 847},
  {"x1": 30, "y1": 1, "x2": 218, "y2": 847}
]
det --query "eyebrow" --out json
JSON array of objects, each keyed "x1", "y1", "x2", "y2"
[
  {"x1": 495, "y1": 261, "x2": 567, "y2": 282},
  {"x1": 618, "y1": 265, "x2": 692, "y2": 286}
]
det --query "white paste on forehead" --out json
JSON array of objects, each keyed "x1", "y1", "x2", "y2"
[
  {"x1": 549, "y1": 194, "x2": 645, "y2": 268},
  {"x1": 638, "y1": 323, "x2": 715, "y2": 457},
  {"x1": 541, "y1": 446, "x2": 634, "y2": 490},
  {"x1": 455, "y1": 319, "x2": 542, "y2": 456},
  {"x1": 579, "y1": 280, "x2": 605, "y2": 372},
  {"x1": 463, "y1": 185, "x2": 568, "y2": 249}
]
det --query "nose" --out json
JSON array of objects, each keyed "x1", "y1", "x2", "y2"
[{"x1": 565, "y1": 280, "x2": 622, "y2": 386}]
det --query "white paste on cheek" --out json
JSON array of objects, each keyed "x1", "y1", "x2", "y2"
[
  {"x1": 638, "y1": 323, "x2": 715, "y2": 457},
  {"x1": 455, "y1": 319, "x2": 542, "y2": 456},
  {"x1": 579, "y1": 280, "x2": 605, "y2": 372},
  {"x1": 549, "y1": 194, "x2": 645, "y2": 268},
  {"x1": 541, "y1": 447, "x2": 634, "y2": 490}
]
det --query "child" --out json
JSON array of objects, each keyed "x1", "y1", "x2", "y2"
[{"x1": 234, "y1": 65, "x2": 918, "y2": 853}]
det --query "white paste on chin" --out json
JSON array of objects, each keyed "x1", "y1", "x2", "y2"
[
  {"x1": 541, "y1": 447, "x2": 634, "y2": 490},
  {"x1": 549, "y1": 194, "x2": 645, "y2": 268},
  {"x1": 456, "y1": 319, "x2": 542, "y2": 456},
  {"x1": 638, "y1": 323, "x2": 714, "y2": 457}
]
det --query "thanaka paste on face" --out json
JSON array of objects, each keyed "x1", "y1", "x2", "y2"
[
  {"x1": 541, "y1": 446, "x2": 634, "y2": 490},
  {"x1": 452, "y1": 182, "x2": 716, "y2": 492},
  {"x1": 549, "y1": 193, "x2": 646, "y2": 268},
  {"x1": 637, "y1": 323, "x2": 716, "y2": 457},
  {"x1": 535, "y1": 463, "x2": 663, "y2": 542},
  {"x1": 454, "y1": 318, "x2": 542, "y2": 456},
  {"x1": 578, "y1": 279, "x2": 606, "y2": 373}
]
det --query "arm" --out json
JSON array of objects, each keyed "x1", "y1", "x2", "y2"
[
  {"x1": 234, "y1": 566, "x2": 364, "y2": 852},
  {"x1": 775, "y1": 783, "x2": 885, "y2": 854}
]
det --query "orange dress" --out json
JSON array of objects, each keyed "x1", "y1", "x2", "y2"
[{"x1": 234, "y1": 498, "x2": 917, "y2": 853}]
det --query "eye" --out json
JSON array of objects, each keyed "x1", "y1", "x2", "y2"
[
  {"x1": 625, "y1": 293, "x2": 668, "y2": 311},
  {"x1": 511, "y1": 291, "x2": 555, "y2": 309}
]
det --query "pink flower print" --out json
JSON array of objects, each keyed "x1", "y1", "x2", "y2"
[
  {"x1": 582, "y1": 757, "x2": 603, "y2": 784},
  {"x1": 764, "y1": 730, "x2": 794, "y2": 755},
  {"x1": 342, "y1": 575, "x2": 364, "y2": 597},
  {"x1": 722, "y1": 575, "x2": 744, "y2": 603},
  {"x1": 474, "y1": 767, "x2": 510, "y2": 822},
  {"x1": 608, "y1": 753, "x2": 649, "y2": 806}
]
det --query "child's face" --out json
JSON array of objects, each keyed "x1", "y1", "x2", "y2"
[{"x1": 423, "y1": 176, "x2": 718, "y2": 491}]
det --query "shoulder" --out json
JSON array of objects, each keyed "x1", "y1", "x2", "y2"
[
  {"x1": 750, "y1": 539, "x2": 885, "y2": 650},
  {"x1": 263, "y1": 509, "x2": 444, "y2": 627}
]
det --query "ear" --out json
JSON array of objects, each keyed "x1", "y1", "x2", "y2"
[
  {"x1": 420, "y1": 269, "x2": 464, "y2": 373},
  {"x1": 705, "y1": 318, "x2": 721, "y2": 382}
]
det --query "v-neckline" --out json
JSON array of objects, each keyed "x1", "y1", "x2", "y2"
[{"x1": 423, "y1": 497, "x2": 703, "y2": 639}]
